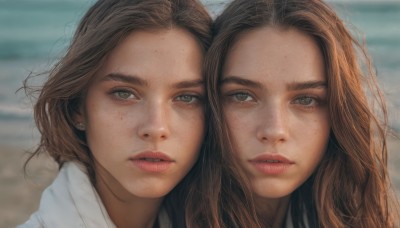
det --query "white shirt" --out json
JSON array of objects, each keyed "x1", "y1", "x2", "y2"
[{"x1": 18, "y1": 162, "x2": 171, "y2": 228}]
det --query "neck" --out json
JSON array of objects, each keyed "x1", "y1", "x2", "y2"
[
  {"x1": 254, "y1": 195, "x2": 291, "y2": 228},
  {"x1": 95, "y1": 168, "x2": 163, "y2": 228}
]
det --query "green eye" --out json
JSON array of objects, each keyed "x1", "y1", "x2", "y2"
[
  {"x1": 232, "y1": 92, "x2": 253, "y2": 102},
  {"x1": 176, "y1": 95, "x2": 198, "y2": 103},
  {"x1": 235, "y1": 93, "x2": 249, "y2": 101},
  {"x1": 294, "y1": 97, "x2": 315, "y2": 105},
  {"x1": 113, "y1": 90, "x2": 135, "y2": 100}
]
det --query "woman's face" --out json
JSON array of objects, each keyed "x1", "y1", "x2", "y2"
[
  {"x1": 77, "y1": 28, "x2": 205, "y2": 199},
  {"x1": 221, "y1": 27, "x2": 330, "y2": 200}
]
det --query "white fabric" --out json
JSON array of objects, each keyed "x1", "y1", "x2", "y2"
[
  {"x1": 18, "y1": 162, "x2": 116, "y2": 228},
  {"x1": 18, "y1": 162, "x2": 172, "y2": 228}
]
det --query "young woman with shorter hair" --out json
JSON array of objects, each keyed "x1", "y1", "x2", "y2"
[
  {"x1": 205, "y1": 0, "x2": 399, "y2": 227},
  {"x1": 17, "y1": 0, "x2": 229, "y2": 227}
]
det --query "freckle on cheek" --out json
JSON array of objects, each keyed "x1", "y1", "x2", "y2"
[{"x1": 114, "y1": 112, "x2": 124, "y2": 121}]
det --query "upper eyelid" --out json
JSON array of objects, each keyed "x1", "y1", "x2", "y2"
[
  {"x1": 175, "y1": 94, "x2": 201, "y2": 102},
  {"x1": 289, "y1": 88, "x2": 327, "y2": 97},
  {"x1": 221, "y1": 82, "x2": 260, "y2": 93},
  {"x1": 220, "y1": 83, "x2": 258, "y2": 91},
  {"x1": 290, "y1": 89, "x2": 326, "y2": 97},
  {"x1": 291, "y1": 96, "x2": 324, "y2": 107},
  {"x1": 177, "y1": 89, "x2": 204, "y2": 94},
  {"x1": 224, "y1": 89, "x2": 256, "y2": 97},
  {"x1": 224, "y1": 91, "x2": 257, "y2": 102},
  {"x1": 175, "y1": 94, "x2": 201, "y2": 98},
  {"x1": 110, "y1": 88, "x2": 204, "y2": 100},
  {"x1": 110, "y1": 87, "x2": 136, "y2": 94},
  {"x1": 110, "y1": 88, "x2": 139, "y2": 99},
  {"x1": 174, "y1": 89, "x2": 205, "y2": 97},
  {"x1": 293, "y1": 96, "x2": 317, "y2": 102}
]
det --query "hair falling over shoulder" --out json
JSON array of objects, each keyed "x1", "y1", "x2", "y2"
[{"x1": 205, "y1": 0, "x2": 399, "y2": 227}]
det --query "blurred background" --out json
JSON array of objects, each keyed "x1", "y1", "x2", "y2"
[{"x1": 0, "y1": 0, "x2": 399, "y2": 227}]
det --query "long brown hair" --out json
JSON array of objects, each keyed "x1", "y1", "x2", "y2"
[
  {"x1": 22, "y1": 0, "x2": 221, "y2": 227},
  {"x1": 205, "y1": 0, "x2": 399, "y2": 227}
]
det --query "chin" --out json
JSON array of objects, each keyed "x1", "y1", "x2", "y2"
[
  {"x1": 258, "y1": 191, "x2": 292, "y2": 199},
  {"x1": 136, "y1": 191, "x2": 170, "y2": 199},
  {"x1": 126, "y1": 184, "x2": 176, "y2": 199},
  {"x1": 253, "y1": 183, "x2": 296, "y2": 200}
]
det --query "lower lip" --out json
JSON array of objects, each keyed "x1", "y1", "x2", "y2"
[
  {"x1": 130, "y1": 159, "x2": 173, "y2": 173},
  {"x1": 250, "y1": 161, "x2": 292, "y2": 175}
]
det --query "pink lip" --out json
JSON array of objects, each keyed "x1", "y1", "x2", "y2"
[
  {"x1": 249, "y1": 154, "x2": 294, "y2": 175},
  {"x1": 129, "y1": 151, "x2": 174, "y2": 173}
]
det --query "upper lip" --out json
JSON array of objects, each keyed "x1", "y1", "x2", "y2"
[
  {"x1": 129, "y1": 151, "x2": 174, "y2": 162},
  {"x1": 249, "y1": 153, "x2": 294, "y2": 164}
]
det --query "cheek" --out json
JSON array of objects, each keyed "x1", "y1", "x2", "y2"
[
  {"x1": 174, "y1": 115, "x2": 204, "y2": 167},
  {"x1": 88, "y1": 108, "x2": 129, "y2": 132},
  {"x1": 302, "y1": 116, "x2": 330, "y2": 166},
  {"x1": 224, "y1": 110, "x2": 252, "y2": 157},
  {"x1": 176, "y1": 110, "x2": 205, "y2": 144},
  {"x1": 314, "y1": 113, "x2": 330, "y2": 145},
  {"x1": 224, "y1": 108, "x2": 250, "y2": 132},
  {"x1": 85, "y1": 105, "x2": 134, "y2": 155},
  {"x1": 190, "y1": 114, "x2": 205, "y2": 143}
]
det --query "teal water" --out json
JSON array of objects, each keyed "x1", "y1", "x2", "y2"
[{"x1": 0, "y1": 0, "x2": 399, "y2": 145}]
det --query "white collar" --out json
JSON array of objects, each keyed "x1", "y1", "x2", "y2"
[{"x1": 21, "y1": 162, "x2": 116, "y2": 228}]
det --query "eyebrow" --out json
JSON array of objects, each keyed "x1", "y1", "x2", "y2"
[
  {"x1": 287, "y1": 80, "x2": 327, "y2": 91},
  {"x1": 101, "y1": 72, "x2": 203, "y2": 89},
  {"x1": 101, "y1": 73, "x2": 148, "y2": 86},
  {"x1": 174, "y1": 79, "x2": 204, "y2": 89},
  {"x1": 222, "y1": 76, "x2": 326, "y2": 91},
  {"x1": 221, "y1": 76, "x2": 263, "y2": 89}
]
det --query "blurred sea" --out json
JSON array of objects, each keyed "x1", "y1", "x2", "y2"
[{"x1": 0, "y1": 0, "x2": 399, "y2": 146}]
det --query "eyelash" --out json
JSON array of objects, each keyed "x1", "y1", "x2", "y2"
[
  {"x1": 225, "y1": 91, "x2": 256, "y2": 103},
  {"x1": 110, "y1": 88, "x2": 137, "y2": 101},
  {"x1": 291, "y1": 95, "x2": 324, "y2": 109},
  {"x1": 110, "y1": 88, "x2": 203, "y2": 106},
  {"x1": 174, "y1": 94, "x2": 204, "y2": 106},
  {"x1": 224, "y1": 91, "x2": 325, "y2": 109}
]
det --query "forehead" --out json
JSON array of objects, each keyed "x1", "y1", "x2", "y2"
[
  {"x1": 108, "y1": 27, "x2": 202, "y2": 62},
  {"x1": 223, "y1": 26, "x2": 326, "y2": 83},
  {"x1": 94, "y1": 28, "x2": 204, "y2": 82}
]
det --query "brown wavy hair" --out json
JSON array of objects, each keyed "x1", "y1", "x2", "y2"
[
  {"x1": 205, "y1": 0, "x2": 399, "y2": 227},
  {"x1": 21, "y1": 0, "x2": 232, "y2": 227}
]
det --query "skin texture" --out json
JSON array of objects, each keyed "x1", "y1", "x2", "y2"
[
  {"x1": 221, "y1": 26, "x2": 331, "y2": 226},
  {"x1": 76, "y1": 28, "x2": 205, "y2": 227}
]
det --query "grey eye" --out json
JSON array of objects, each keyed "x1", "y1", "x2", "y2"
[
  {"x1": 233, "y1": 93, "x2": 252, "y2": 102},
  {"x1": 294, "y1": 97, "x2": 315, "y2": 105},
  {"x1": 176, "y1": 95, "x2": 198, "y2": 103},
  {"x1": 114, "y1": 90, "x2": 135, "y2": 99}
]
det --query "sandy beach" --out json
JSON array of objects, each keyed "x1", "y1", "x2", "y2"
[
  {"x1": 0, "y1": 137, "x2": 399, "y2": 227},
  {"x1": 0, "y1": 144, "x2": 57, "y2": 228}
]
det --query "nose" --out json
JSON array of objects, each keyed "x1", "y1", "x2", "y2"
[
  {"x1": 256, "y1": 103, "x2": 288, "y2": 144},
  {"x1": 137, "y1": 101, "x2": 170, "y2": 141}
]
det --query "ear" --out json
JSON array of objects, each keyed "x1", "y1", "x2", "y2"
[{"x1": 73, "y1": 104, "x2": 86, "y2": 131}]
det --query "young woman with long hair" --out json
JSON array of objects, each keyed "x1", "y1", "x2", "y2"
[
  {"x1": 17, "y1": 0, "x2": 226, "y2": 227},
  {"x1": 205, "y1": 0, "x2": 399, "y2": 227}
]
